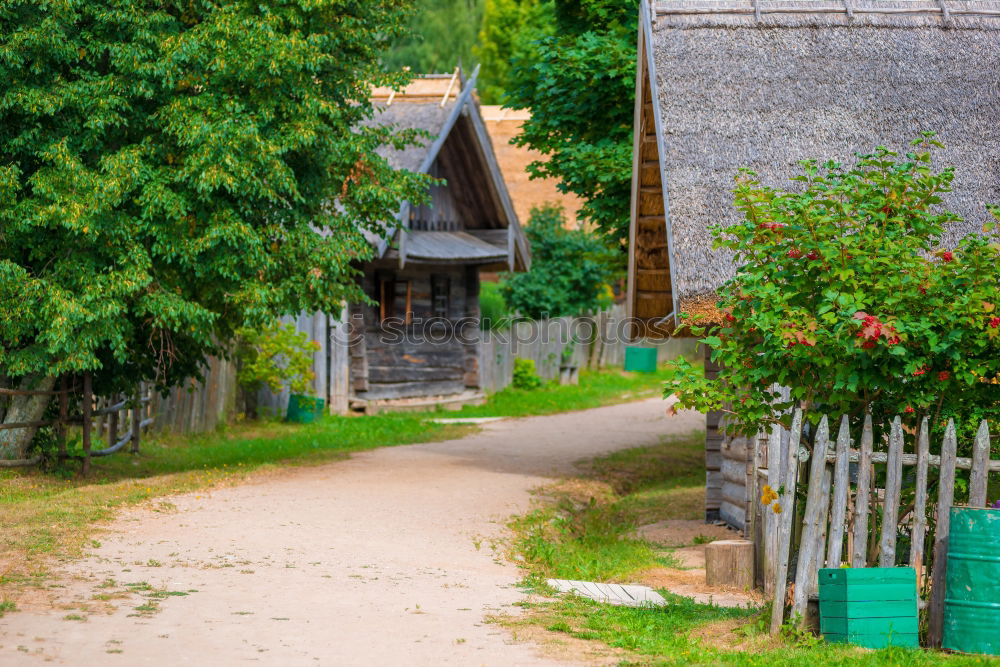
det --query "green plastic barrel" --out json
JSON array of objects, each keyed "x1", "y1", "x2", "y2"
[
  {"x1": 943, "y1": 506, "x2": 1000, "y2": 655},
  {"x1": 287, "y1": 394, "x2": 325, "y2": 424},
  {"x1": 624, "y1": 346, "x2": 658, "y2": 373}
]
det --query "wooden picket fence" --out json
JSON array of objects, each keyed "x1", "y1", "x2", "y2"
[{"x1": 758, "y1": 409, "x2": 996, "y2": 646}]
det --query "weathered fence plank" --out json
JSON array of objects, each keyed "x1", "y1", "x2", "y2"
[
  {"x1": 825, "y1": 416, "x2": 851, "y2": 568},
  {"x1": 927, "y1": 419, "x2": 957, "y2": 648},
  {"x1": 770, "y1": 409, "x2": 802, "y2": 634},
  {"x1": 910, "y1": 417, "x2": 930, "y2": 584},
  {"x1": 878, "y1": 417, "x2": 905, "y2": 567},
  {"x1": 969, "y1": 420, "x2": 991, "y2": 508},
  {"x1": 792, "y1": 415, "x2": 830, "y2": 621},
  {"x1": 851, "y1": 414, "x2": 874, "y2": 568}
]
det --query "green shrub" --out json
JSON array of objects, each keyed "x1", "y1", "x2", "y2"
[
  {"x1": 664, "y1": 135, "x2": 1000, "y2": 441},
  {"x1": 512, "y1": 358, "x2": 542, "y2": 390},
  {"x1": 479, "y1": 281, "x2": 510, "y2": 330},
  {"x1": 502, "y1": 205, "x2": 621, "y2": 319},
  {"x1": 236, "y1": 321, "x2": 320, "y2": 395}
]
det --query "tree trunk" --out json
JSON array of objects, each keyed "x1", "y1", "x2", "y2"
[{"x1": 0, "y1": 374, "x2": 56, "y2": 461}]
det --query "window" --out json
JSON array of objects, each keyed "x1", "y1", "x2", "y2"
[
  {"x1": 377, "y1": 273, "x2": 411, "y2": 325},
  {"x1": 431, "y1": 275, "x2": 450, "y2": 319}
]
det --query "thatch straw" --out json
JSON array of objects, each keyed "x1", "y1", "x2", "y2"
[{"x1": 645, "y1": 0, "x2": 1000, "y2": 313}]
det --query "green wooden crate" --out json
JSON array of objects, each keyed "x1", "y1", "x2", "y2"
[
  {"x1": 819, "y1": 582, "x2": 916, "y2": 602},
  {"x1": 820, "y1": 568, "x2": 916, "y2": 585},
  {"x1": 820, "y1": 599, "x2": 916, "y2": 619},
  {"x1": 818, "y1": 568, "x2": 919, "y2": 650},
  {"x1": 825, "y1": 632, "x2": 919, "y2": 649},
  {"x1": 820, "y1": 615, "x2": 918, "y2": 636}
]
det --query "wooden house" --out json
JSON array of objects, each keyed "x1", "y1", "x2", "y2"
[
  {"x1": 345, "y1": 70, "x2": 531, "y2": 412},
  {"x1": 626, "y1": 0, "x2": 1000, "y2": 529}
]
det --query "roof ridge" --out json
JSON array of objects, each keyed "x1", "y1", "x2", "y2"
[{"x1": 653, "y1": 0, "x2": 1000, "y2": 20}]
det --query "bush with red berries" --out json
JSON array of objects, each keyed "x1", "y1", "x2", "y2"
[{"x1": 663, "y1": 135, "x2": 1000, "y2": 439}]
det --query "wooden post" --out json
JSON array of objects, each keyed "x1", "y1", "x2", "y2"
[
  {"x1": 969, "y1": 420, "x2": 990, "y2": 508},
  {"x1": 706, "y1": 540, "x2": 754, "y2": 590},
  {"x1": 851, "y1": 414, "x2": 874, "y2": 568},
  {"x1": 928, "y1": 419, "x2": 958, "y2": 647},
  {"x1": 81, "y1": 372, "x2": 93, "y2": 476},
  {"x1": 792, "y1": 415, "x2": 830, "y2": 622},
  {"x1": 763, "y1": 423, "x2": 783, "y2": 596},
  {"x1": 825, "y1": 416, "x2": 851, "y2": 568},
  {"x1": 910, "y1": 417, "x2": 930, "y2": 586},
  {"x1": 108, "y1": 394, "x2": 119, "y2": 448},
  {"x1": 57, "y1": 376, "x2": 68, "y2": 459},
  {"x1": 770, "y1": 409, "x2": 802, "y2": 634},
  {"x1": 131, "y1": 384, "x2": 142, "y2": 454},
  {"x1": 878, "y1": 417, "x2": 904, "y2": 567}
]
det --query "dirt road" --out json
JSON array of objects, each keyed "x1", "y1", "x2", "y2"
[{"x1": 0, "y1": 399, "x2": 702, "y2": 666}]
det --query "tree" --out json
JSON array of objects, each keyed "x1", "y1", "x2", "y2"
[
  {"x1": 0, "y1": 0, "x2": 429, "y2": 460},
  {"x1": 502, "y1": 205, "x2": 619, "y2": 319},
  {"x1": 663, "y1": 137, "x2": 1000, "y2": 444},
  {"x1": 502, "y1": 0, "x2": 637, "y2": 246},
  {"x1": 383, "y1": 0, "x2": 485, "y2": 75},
  {"x1": 474, "y1": 0, "x2": 554, "y2": 104}
]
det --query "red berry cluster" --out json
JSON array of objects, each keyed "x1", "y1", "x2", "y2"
[
  {"x1": 941, "y1": 251, "x2": 954, "y2": 262},
  {"x1": 757, "y1": 222, "x2": 786, "y2": 231},
  {"x1": 990, "y1": 317, "x2": 1000, "y2": 329},
  {"x1": 853, "y1": 311, "x2": 899, "y2": 348}
]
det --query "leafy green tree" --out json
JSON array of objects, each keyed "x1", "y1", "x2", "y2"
[
  {"x1": 502, "y1": 0, "x2": 637, "y2": 246},
  {"x1": 474, "y1": 0, "x2": 554, "y2": 104},
  {"x1": 502, "y1": 205, "x2": 620, "y2": 319},
  {"x1": 0, "y1": 0, "x2": 429, "y2": 460},
  {"x1": 663, "y1": 137, "x2": 1000, "y2": 445},
  {"x1": 383, "y1": 0, "x2": 485, "y2": 75}
]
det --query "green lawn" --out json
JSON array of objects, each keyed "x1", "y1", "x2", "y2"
[
  {"x1": 454, "y1": 366, "x2": 674, "y2": 418},
  {"x1": 0, "y1": 366, "x2": 669, "y2": 600},
  {"x1": 501, "y1": 438, "x2": 996, "y2": 666}
]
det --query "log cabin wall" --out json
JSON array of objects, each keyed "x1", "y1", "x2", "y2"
[
  {"x1": 629, "y1": 60, "x2": 673, "y2": 338},
  {"x1": 350, "y1": 263, "x2": 480, "y2": 401},
  {"x1": 704, "y1": 345, "x2": 723, "y2": 522}
]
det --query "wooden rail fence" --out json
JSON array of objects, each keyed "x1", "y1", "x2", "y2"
[
  {"x1": 0, "y1": 374, "x2": 152, "y2": 474},
  {"x1": 758, "y1": 409, "x2": 996, "y2": 646}
]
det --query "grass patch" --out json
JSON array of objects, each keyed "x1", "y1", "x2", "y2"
[
  {"x1": 502, "y1": 436, "x2": 987, "y2": 666},
  {"x1": 1, "y1": 367, "x2": 665, "y2": 600},
  {"x1": 455, "y1": 367, "x2": 675, "y2": 418},
  {"x1": 511, "y1": 433, "x2": 706, "y2": 585}
]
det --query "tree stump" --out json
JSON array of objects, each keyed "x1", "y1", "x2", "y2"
[{"x1": 705, "y1": 539, "x2": 754, "y2": 590}]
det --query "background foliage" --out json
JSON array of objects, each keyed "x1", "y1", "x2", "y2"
[
  {"x1": 502, "y1": 205, "x2": 620, "y2": 319},
  {"x1": 500, "y1": 0, "x2": 637, "y2": 246},
  {"x1": 474, "y1": 0, "x2": 554, "y2": 104},
  {"x1": 663, "y1": 138, "x2": 1000, "y2": 445},
  {"x1": 383, "y1": 0, "x2": 485, "y2": 75}
]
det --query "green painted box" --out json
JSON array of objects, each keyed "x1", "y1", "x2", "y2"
[
  {"x1": 623, "y1": 346, "x2": 658, "y2": 373},
  {"x1": 818, "y1": 568, "x2": 918, "y2": 649}
]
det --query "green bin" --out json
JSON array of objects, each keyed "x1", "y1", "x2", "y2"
[
  {"x1": 944, "y1": 506, "x2": 1000, "y2": 656},
  {"x1": 624, "y1": 346, "x2": 658, "y2": 373},
  {"x1": 287, "y1": 394, "x2": 325, "y2": 424},
  {"x1": 818, "y1": 567, "x2": 918, "y2": 649}
]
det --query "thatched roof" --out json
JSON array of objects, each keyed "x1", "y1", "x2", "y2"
[
  {"x1": 627, "y1": 0, "x2": 1000, "y2": 335},
  {"x1": 367, "y1": 70, "x2": 531, "y2": 271}
]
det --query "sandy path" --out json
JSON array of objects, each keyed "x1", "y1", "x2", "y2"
[{"x1": 0, "y1": 399, "x2": 702, "y2": 666}]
